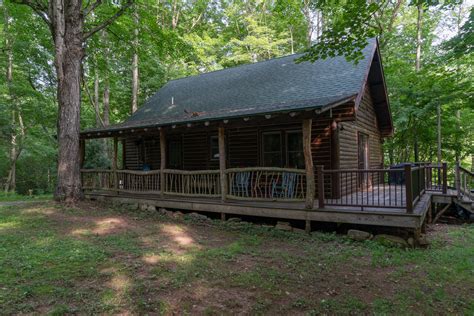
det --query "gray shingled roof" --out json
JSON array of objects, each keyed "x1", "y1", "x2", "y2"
[{"x1": 84, "y1": 38, "x2": 379, "y2": 134}]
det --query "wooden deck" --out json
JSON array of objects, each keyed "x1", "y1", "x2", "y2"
[{"x1": 85, "y1": 186, "x2": 438, "y2": 230}]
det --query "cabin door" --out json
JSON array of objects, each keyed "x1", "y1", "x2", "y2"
[{"x1": 358, "y1": 132, "x2": 370, "y2": 189}]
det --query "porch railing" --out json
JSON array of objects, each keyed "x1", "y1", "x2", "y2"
[
  {"x1": 456, "y1": 163, "x2": 474, "y2": 201},
  {"x1": 321, "y1": 168, "x2": 407, "y2": 209},
  {"x1": 163, "y1": 169, "x2": 221, "y2": 197},
  {"x1": 225, "y1": 167, "x2": 306, "y2": 201},
  {"x1": 81, "y1": 169, "x2": 114, "y2": 191},
  {"x1": 319, "y1": 163, "x2": 448, "y2": 213},
  {"x1": 117, "y1": 170, "x2": 161, "y2": 193},
  {"x1": 81, "y1": 162, "x2": 447, "y2": 213}
]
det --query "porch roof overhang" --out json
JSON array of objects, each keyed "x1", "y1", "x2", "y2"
[{"x1": 80, "y1": 94, "x2": 357, "y2": 139}]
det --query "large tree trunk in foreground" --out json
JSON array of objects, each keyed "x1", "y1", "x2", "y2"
[
  {"x1": 52, "y1": 0, "x2": 84, "y2": 202},
  {"x1": 16, "y1": 0, "x2": 131, "y2": 202}
]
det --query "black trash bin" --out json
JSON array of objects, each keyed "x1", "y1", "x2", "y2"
[{"x1": 389, "y1": 163, "x2": 414, "y2": 185}]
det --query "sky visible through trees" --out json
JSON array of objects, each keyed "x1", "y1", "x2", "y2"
[{"x1": 0, "y1": 0, "x2": 473, "y2": 195}]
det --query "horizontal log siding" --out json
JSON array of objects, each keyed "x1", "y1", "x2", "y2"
[
  {"x1": 338, "y1": 85, "x2": 384, "y2": 196},
  {"x1": 124, "y1": 137, "x2": 161, "y2": 171},
  {"x1": 121, "y1": 102, "x2": 361, "y2": 199},
  {"x1": 312, "y1": 103, "x2": 355, "y2": 197},
  {"x1": 183, "y1": 132, "x2": 216, "y2": 170},
  {"x1": 227, "y1": 127, "x2": 259, "y2": 168}
]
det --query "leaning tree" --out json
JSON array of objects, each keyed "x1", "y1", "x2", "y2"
[{"x1": 12, "y1": 0, "x2": 132, "y2": 202}]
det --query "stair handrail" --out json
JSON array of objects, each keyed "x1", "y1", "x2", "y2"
[{"x1": 456, "y1": 162, "x2": 474, "y2": 201}]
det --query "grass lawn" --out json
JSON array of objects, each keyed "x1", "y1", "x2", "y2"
[{"x1": 0, "y1": 201, "x2": 473, "y2": 315}]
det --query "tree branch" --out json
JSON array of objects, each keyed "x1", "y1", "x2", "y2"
[
  {"x1": 84, "y1": 0, "x2": 103, "y2": 18},
  {"x1": 83, "y1": 0, "x2": 133, "y2": 41},
  {"x1": 12, "y1": 0, "x2": 51, "y2": 26}
]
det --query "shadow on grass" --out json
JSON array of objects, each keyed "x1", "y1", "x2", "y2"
[{"x1": 1, "y1": 202, "x2": 474, "y2": 314}]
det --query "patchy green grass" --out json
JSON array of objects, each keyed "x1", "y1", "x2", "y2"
[
  {"x1": 0, "y1": 192, "x2": 52, "y2": 202},
  {"x1": 0, "y1": 201, "x2": 473, "y2": 315}
]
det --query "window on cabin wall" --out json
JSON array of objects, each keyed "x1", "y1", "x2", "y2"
[
  {"x1": 286, "y1": 131, "x2": 304, "y2": 169},
  {"x1": 210, "y1": 136, "x2": 219, "y2": 160},
  {"x1": 262, "y1": 132, "x2": 283, "y2": 167},
  {"x1": 262, "y1": 130, "x2": 304, "y2": 168},
  {"x1": 168, "y1": 139, "x2": 183, "y2": 169}
]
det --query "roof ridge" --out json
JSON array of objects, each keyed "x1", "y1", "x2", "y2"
[{"x1": 165, "y1": 52, "x2": 305, "y2": 85}]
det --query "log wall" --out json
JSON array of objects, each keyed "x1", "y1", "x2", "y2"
[{"x1": 121, "y1": 95, "x2": 383, "y2": 199}]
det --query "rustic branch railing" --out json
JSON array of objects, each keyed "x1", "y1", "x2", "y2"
[
  {"x1": 81, "y1": 169, "x2": 114, "y2": 191},
  {"x1": 225, "y1": 167, "x2": 306, "y2": 201},
  {"x1": 82, "y1": 162, "x2": 448, "y2": 212},
  {"x1": 163, "y1": 169, "x2": 221, "y2": 197},
  {"x1": 116, "y1": 170, "x2": 160, "y2": 193}
]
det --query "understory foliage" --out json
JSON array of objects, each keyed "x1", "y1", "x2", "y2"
[{"x1": 0, "y1": 0, "x2": 472, "y2": 194}]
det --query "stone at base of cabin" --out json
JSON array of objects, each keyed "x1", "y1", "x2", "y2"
[
  {"x1": 418, "y1": 235, "x2": 430, "y2": 247},
  {"x1": 139, "y1": 204, "x2": 148, "y2": 211},
  {"x1": 227, "y1": 217, "x2": 241, "y2": 223},
  {"x1": 187, "y1": 212, "x2": 209, "y2": 221},
  {"x1": 373, "y1": 234, "x2": 408, "y2": 248},
  {"x1": 173, "y1": 211, "x2": 184, "y2": 219},
  {"x1": 407, "y1": 237, "x2": 415, "y2": 248},
  {"x1": 126, "y1": 203, "x2": 139, "y2": 210},
  {"x1": 275, "y1": 221, "x2": 292, "y2": 231},
  {"x1": 146, "y1": 205, "x2": 156, "y2": 211},
  {"x1": 347, "y1": 229, "x2": 373, "y2": 241},
  {"x1": 292, "y1": 227, "x2": 306, "y2": 234}
]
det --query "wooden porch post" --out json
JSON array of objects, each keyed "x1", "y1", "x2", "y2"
[
  {"x1": 160, "y1": 128, "x2": 166, "y2": 197},
  {"x1": 455, "y1": 161, "x2": 461, "y2": 199},
  {"x1": 79, "y1": 139, "x2": 85, "y2": 189},
  {"x1": 405, "y1": 164, "x2": 413, "y2": 214},
  {"x1": 79, "y1": 139, "x2": 85, "y2": 169},
  {"x1": 218, "y1": 126, "x2": 228, "y2": 202},
  {"x1": 317, "y1": 165, "x2": 325, "y2": 208},
  {"x1": 442, "y1": 162, "x2": 448, "y2": 194},
  {"x1": 303, "y1": 119, "x2": 315, "y2": 209},
  {"x1": 113, "y1": 137, "x2": 118, "y2": 192}
]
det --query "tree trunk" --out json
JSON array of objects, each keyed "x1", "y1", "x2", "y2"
[
  {"x1": 415, "y1": 4, "x2": 423, "y2": 72},
  {"x1": 303, "y1": 0, "x2": 313, "y2": 48},
  {"x1": 437, "y1": 103, "x2": 441, "y2": 164},
  {"x1": 52, "y1": 0, "x2": 84, "y2": 202},
  {"x1": 93, "y1": 69, "x2": 102, "y2": 127},
  {"x1": 4, "y1": 6, "x2": 17, "y2": 193},
  {"x1": 103, "y1": 80, "x2": 110, "y2": 126},
  {"x1": 131, "y1": 4, "x2": 139, "y2": 113},
  {"x1": 413, "y1": 3, "x2": 423, "y2": 162}
]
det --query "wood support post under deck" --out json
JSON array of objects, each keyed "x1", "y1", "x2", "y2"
[
  {"x1": 160, "y1": 129, "x2": 166, "y2": 197},
  {"x1": 113, "y1": 137, "x2": 118, "y2": 191},
  {"x1": 303, "y1": 119, "x2": 315, "y2": 209},
  {"x1": 218, "y1": 126, "x2": 228, "y2": 201},
  {"x1": 405, "y1": 164, "x2": 413, "y2": 214}
]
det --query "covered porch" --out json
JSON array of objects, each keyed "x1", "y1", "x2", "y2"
[{"x1": 80, "y1": 122, "x2": 447, "y2": 233}]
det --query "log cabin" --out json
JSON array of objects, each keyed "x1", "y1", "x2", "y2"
[{"x1": 80, "y1": 38, "x2": 450, "y2": 238}]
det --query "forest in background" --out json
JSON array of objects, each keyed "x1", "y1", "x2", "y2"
[{"x1": 0, "y1": 0, "x2": 472, "y2": 195}]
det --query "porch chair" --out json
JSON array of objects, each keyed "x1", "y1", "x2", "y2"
[
  {"x1": 232, "y1": 172, "x2": 251, "y2": 197},
  {"x1": 271, "y1": 172, "x2": 297, "y2": 199}
]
